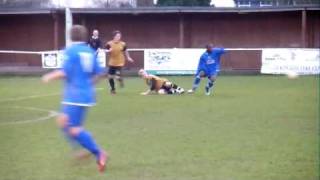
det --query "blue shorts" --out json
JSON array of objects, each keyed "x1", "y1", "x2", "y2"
[
  {"x1": 207, "y1": 70, "x2": 218, "y2": 78},
  {"x1": 196, "y1": 69, "x2": 218, "y2": 78},
  {"x1": 61, "y1": 105, "x2": 88, "y2": 127}
]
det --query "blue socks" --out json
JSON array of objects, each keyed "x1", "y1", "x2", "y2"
[
  {"x1": 74, "y1": 130, "x2": 100, "y2": 160},
  {"x1": 192, "y1": 76, "x2": 201, "y2": 90},
  {"x1": 62, "y1": 127, "x2": 79, "y2": 149},
  {"x1": 206, "y1": 79, "x2": 214, "y2": 90}
]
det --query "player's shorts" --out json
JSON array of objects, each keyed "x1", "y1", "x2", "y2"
[
  {"x1": 108, "y1": 66, "x2": 122, "y2": 76},
  {"x1": 195, "y1": 69, "x2": 206, "y2": 77},
  {"x1": 160, "y1": 86, "x2": 174, "y2": 94},
  {"x1": 196, "y1": 69, "x2": 218, "y2": 78},
  {"x1": 161, "y1": 82, "x2": 184, "y2": 95},
  {"x1": 61, "y1": 105, "x2": 88, "y2": 127},
  {"x1": 207, "y1": 70, "x2": 219, "y2": 78}
]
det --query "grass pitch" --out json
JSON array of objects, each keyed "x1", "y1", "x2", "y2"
[{"x1": 0, "y1": 75, "x2": 318, "y2": 180}]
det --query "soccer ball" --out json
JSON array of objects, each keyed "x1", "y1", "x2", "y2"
[
  {"x1": 176, "y1": 87, "x2": 185, "y2": 94},
  {"x1": 286, "y1": 71, "x2": 299, "y2": 79}
]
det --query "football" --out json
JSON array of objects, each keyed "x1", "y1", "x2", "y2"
[
  {"x1": 286, "y1": 71, "x2": 299, "y2": 79},
  {"x1": 176, "y1": 87, "x2": 185, "y2": 94}
]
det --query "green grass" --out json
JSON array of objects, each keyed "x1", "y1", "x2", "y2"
[{"x1": 0, "y1": 75, "x2": 318, "y2": 180}]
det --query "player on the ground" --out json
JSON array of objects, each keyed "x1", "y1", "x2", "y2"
[
  {"x1": 42, "y1": 25, "x2": 108, "y2": 173},
  {"x1": 138, "y1": 69, "x2": 184, "y2": 95},
  {"x1": 105, "y1": 30, "x2": 134, "y2": 94},
  {"x1": 187, "y1": 44, "x2": 226, "y2": 95}
]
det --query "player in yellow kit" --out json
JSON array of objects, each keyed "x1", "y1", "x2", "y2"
[
  {"x1": 105, "y1": 30, "x2": 134, "y2": 94},
  {"x1": 138, "y1": 69, "x2": 185, "y2": 95}
]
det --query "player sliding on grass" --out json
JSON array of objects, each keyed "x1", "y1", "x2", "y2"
[
  {"x1": 188, "y1": 44, "x2": 226, "y2": 95},
  {"x1": 138, "y1": 69, "x2": 184, "y2": 95},
  {"x1": 42, "y1": 25, "x2": 108, "y2": 173}
]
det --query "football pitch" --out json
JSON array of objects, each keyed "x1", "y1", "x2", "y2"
[{"x1": 0, "y1": 75, "x2": 318, "y2": 180}]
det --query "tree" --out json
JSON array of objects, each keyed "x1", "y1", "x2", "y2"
[{"x1": 157, "y1": 0, "x2": 211, "y2": 6}]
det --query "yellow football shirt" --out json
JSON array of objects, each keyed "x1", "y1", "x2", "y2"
[
  {"x1": 145, "y1": 75, "x2": 168, "y2": 91},
  {"x1": 106, "y1": 40, "x2": 127, "y2": 67}
]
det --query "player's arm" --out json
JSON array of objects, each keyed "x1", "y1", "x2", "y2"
[
  {"x1": 43, "y1": 51, "x2": 71, "y2": 83},
  {"x1": 92, "y1": 73, "x2": 106, "y2": 85},
  {"x1": 42, "y1": 70, "x2": 65, "y2": 83},
  {"x1": 197, "y1": 55, "x2": 206, "y2": 70},
  {"x1": 94, "y1": 39, "x2": 101, "y2": 52},
  {"x1": 91, "y1": 69, "x2": 107, "y2": 84},
  {"x1": 140, "y1": 89, "x2": 151, "y2": 95},
  {"x1": 91, "y1": 53, "x2": 107, "y2": 84},
  {"x1": 87, "y1": 38, "x2": 92, "y2": 47},
  {"x1": 123, "y1": 44, "x2": 134, "y2": 63},
  {"x1": 140, "y1": 77, "x2": 156, "y2": 95},
  {"x1": 104, "y1": 43, "x2": 112, "y2": 53},
  {"x1": 97, "y1": 39, "x2": 102, "y2": 49},
  {"x1": 214, "y1": 47, "x2": 226, "y2": 55}
]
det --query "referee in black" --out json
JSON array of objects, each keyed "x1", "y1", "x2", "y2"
[{"x1": 88, "y1": 29, "x2": 102, "y2": 52}]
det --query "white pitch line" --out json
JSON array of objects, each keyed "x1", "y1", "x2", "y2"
[
  {"x1": 0, "y1": 93, "x2": 60, "y2": 103},
  {"x1": 0, "y1": 106, "x2": 59, "y2": 126},
  {"x1": 0, "y1": 88, "x2": 105, "y2": 125},
  {"x1": 0, "y1": 88, "x2": 104, "y2": 103}
]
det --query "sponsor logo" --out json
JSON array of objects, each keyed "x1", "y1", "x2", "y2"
[
  {"x1": 265, "y1": 54, "x2": 286, "y2": 61},
  {"x1": 206, "y1": 57, "x2": 215, "y2": 64},
  {"x1": 147, "y1": 51, "x2": 171, "y2": 65}
]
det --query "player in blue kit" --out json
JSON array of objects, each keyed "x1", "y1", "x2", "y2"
[
  {"x1": 188, "y1": 44, "x2": 226, "y2": 95},
  {"x1": 42, "y1": 25, "x2": 108, "y2": 172}
]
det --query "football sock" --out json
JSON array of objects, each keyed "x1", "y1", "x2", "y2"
[
  {"x1": 109, "y1": 78, "x2": 115, "y2": 91},
  {"x1": 206, "y1": 79, "x2": 214, "y2": 90},
  {"x1": 74, "y1": 130, "x2": 100, "y2": 159},
  {"x1": 172, "y1": 84, "x2": 178, "y2": 89},
  {"x1": 62, "y1": 127, "x2": 79, "y2": 149},
  {"x1": 192, "y1": 76, "x2": 201, "y2": 90},
  {"x1": 118, "y1": 78, "x2": 124, "y2": 87}
]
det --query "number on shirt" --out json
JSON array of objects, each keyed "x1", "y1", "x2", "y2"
[{"x1": 79, "y1": 52, "x2": 94, "y2": 73}]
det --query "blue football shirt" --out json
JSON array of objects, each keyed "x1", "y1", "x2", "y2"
[
  {"x1": 61, "y1": 42, "x2": 103, "y2": 106},
  {"x1": 197, "y1": 48, "x2": 226, "y2": 73}
]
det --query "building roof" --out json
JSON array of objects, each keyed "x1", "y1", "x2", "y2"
[
  {"x1": 71, "y1": 6, "x2": 320, "y2": 14},
  {"x1": 0, "y1": 6, "x2": 319, "y2": 15},
  {"x1": 0, "y1": 8, "x2": 54, "y2": 14}
]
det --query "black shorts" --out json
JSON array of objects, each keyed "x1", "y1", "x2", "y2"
[
  {"x1": 161, "y1": 82, "x2": 174, "y2": 94},
  {"x1": 108, "y1": 66, "x2": 122, "y2": 76}
]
